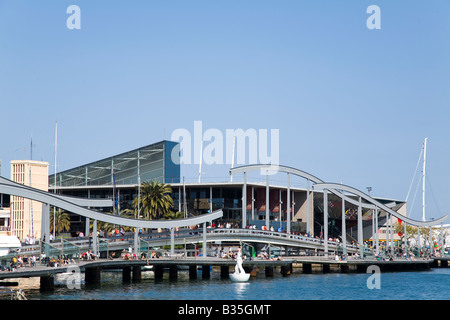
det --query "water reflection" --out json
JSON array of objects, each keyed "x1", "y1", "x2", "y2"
[
  {"x1": 15, "y1": 268, "x2": 450, "y2": 300},
  {"x1": 232, "y1": 282, "x2": 250, "y2": 298}
]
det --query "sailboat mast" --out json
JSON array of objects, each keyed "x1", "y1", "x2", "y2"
[
  {"x1": 230, "y1": 136, "x2": 236, "y2": 182},
  {"x1": 54, "y1": 121, "x2": 58, "y2": 191},
  {"x1": 198, "y1": 140, "x2": 203, "y2": 183},
  {"x1": 422, "y1": 137, "x2": 428, "y2": 222},
  {"x1": 29, "y1": 166, "x2": 34, "y2": 237}
]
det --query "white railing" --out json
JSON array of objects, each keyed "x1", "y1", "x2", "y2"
[
  {"x1": 10, "y1": 228, "x2": 366, "y2": 262},
  {"x1": 206, "y1": 228, "x2": 362, "y2": 251}
]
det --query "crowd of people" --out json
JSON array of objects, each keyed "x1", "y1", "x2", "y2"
[
  {"x1": 80, "y1": 250, "x2": 98, "y2": 261},
  {"x1": 0, "y1": 254, "x2": 37, "y2": 271},
  {"x1": 120, "y1": 247, "x2": 162, "y2": 262},
  {"x1": 214, "y1": 245, "x2": 283, "y2": 261},
  {"x1": 215, "y1": 246, "x2": 238, "y2": 259},
  {"x1": 2, "y1": 222, "x2": 447, "y2": 272}
]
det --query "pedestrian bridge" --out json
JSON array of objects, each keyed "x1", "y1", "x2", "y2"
[
  {"x1": 138, "y1": 228, "x2": 363, "y2": 255},
  {"x1": 7, "y1": 227, "x2": 364, "y2": 263}
]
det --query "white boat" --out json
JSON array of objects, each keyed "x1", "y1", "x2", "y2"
[
  {"x1": 0, "y1": 235, "x2": 21, "y2": 257},
  {"x1": 229, "y1": 272, "x2": 250, "y2": 282}
]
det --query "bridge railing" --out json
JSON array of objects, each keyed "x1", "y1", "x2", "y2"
[
  {"x1": 40, "y1": 242, "x2": 62, "y2": 265},
  {"x1": 205, "y1": 228, "x2": 368, "y2": 254},
  {"x1": 62, "y1": 239, "x2": 82, "y2": 262},
  {"x1": 9, "y1": 228, "x2": 373, "y2": 263},
  {"x1": 123, "y1": 227, "x2": 367, "y2": 256},
  {"x1": 208, "y1": 228, "x2": 333, "y2": 245},
  {"x1": 138, "y1": 238, "x2": 154, "y2": 255},
  {"x1": 98, "y1": 239, "x2": 109, "y2": 258}
]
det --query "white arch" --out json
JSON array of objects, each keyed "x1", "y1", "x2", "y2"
[
  {"x1": 0, "y1": 176, "x2": 112, "y2": 208},
  {"x1": 313, "y1": 183, "x2": 447, "y2": 227},
  {"x1": 0, "y1": 178, "x2": 222, "y2": 229},
  {"x1": 230, "y1": 164, "x2": 377, "y2": 209},
  {"x1": 230, "y1": 164, "x2": 448, "y2": 227}
]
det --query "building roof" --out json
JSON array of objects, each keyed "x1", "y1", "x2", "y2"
[{"x1": 49, "y1": 140, "x2": 180, "y2": 188}]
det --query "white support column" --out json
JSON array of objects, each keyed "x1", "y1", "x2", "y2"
[
  {"x1": 279, "y1": 189, "x2": 282, "y2": 226},
  {"x1": 375, "y1": 208, "x2": 379, "y2": 255},
  {"x1": 85, "y1": 217, "x2": 90, "y2": 238},
  {"x1": 210, "y1": 186, "x2": 213, "y2": 214},
  {"x1": 422, "y1": 137, "x2": 427, "y2": 222},
  {"x1": 170, "y1": 228, "x2": 175, "y2": 255},
  {"x1": 203, "y1": 223, "x2": 207, "y2": 257},
  {"x1": 357, "y1": 197, "x2": 363, "y2": 258},
  {"x1": 306, "y1": 179, "x2": 310, "y2": 236},
  {"x1": 287, "y1": 172, "x2": 291, "y2": 234},
  {"x1": 292, "y1": 190, "x2": 295, "y2": 229},
  {"x1": 41, "y1": 203, "x2": 50, "y2": 242},
  {"x1": 341, "y1": 196, "x2": 347, "y2": 257},
  {"x1": 372, "y1": 209, "x2": 375, "y2": 248},
  {"x1": 178, "y1": 187, "x2": 182, "y2": 212},
  {"x1": 183, "y1": 177, "x2": 187, "y2": 218},
  {"x1": 266, "y1": 171, "x2": 270, "y2": 229},
  {"x1": 251, "y1": 186, "x2": 255, "y2": 221},
  {"x1": 93, "y1": 219, "x2": 98, "y2": 256},
  {"x1": 323, "y1": 189, "x2": 328, "y2": 256},
  {"x1": 386, "y1": 213, "x2": 390, "y2": 252},
  {"x1": 242, "y1": 172, "x2": 247, "y2": 228},
  {"x1": 134, "y1": 227, "x2": 139, "y2": 255},
  {"x1": 390, "y1": 215, "x2": 394, "y2": 251},
  {"x1": 86, "y1": 189, "x2": 91, "y2": 236},
  {"x1": 404, "y1": 220, "x2": 407, "y2": 255}
]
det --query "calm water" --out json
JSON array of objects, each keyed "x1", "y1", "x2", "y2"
[{"x1": 17, "y1": 267, "x2": 450, "y2": 300}]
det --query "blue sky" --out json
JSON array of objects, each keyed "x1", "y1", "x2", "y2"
[{"x1": 0, "y1": 1, "x2": 449, "y2": 223}]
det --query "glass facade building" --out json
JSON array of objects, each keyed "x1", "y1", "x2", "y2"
[{"x1": 49, "y1": 140, "x2": 180, "y2": 188}]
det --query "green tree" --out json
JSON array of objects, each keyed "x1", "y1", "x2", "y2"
[
  {"x1": 393, "y1": 221, "x2": 417, "y2": 243},
  {"x1": 394, "y1": 222, "x2": 433, "y2": 245},
  {"x1": 50, "y1": 208, "x2": 71, "y2": 236},
  {"x1": 162, "y1": 211, "x2": 185, "y2": 220},
  {"x1": 131, "y1": 181, "x2": 174, "y2": 220},
  {"x1": 89, "y1": 210, "x2": 136, "y2": 234}
]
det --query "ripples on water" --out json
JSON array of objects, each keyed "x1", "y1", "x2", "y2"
[{"x1": 18, "y1": 267, "x2": 450, "y2": 300}]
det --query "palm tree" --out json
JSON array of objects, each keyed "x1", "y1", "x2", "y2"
[
  {"x1": 50, "y1": 208, "x2": 71, "y2": 236},
  {"x1": 132, "y1": 181, "x2": 174, "y2": 220},
  {"x1": 162, "y1": 211, "x2": 185, "y2": 220},
  {"x1": 88, "y1": 210, "x2": 136, "y2": 234}
]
